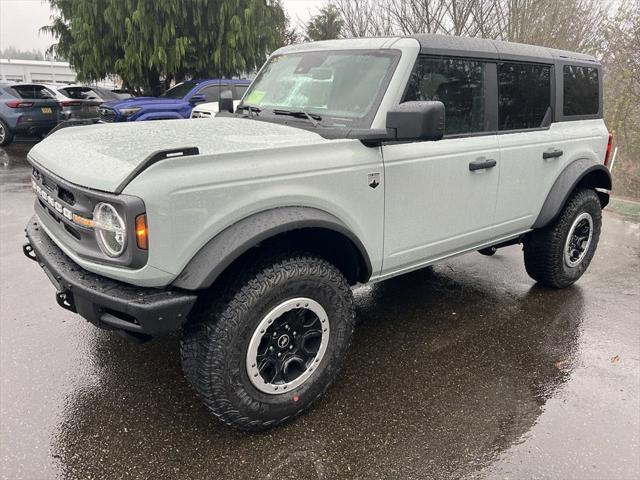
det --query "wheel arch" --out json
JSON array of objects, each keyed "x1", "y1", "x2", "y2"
[
  {"x1": 533, "y1": 158, "x2": 612, "y2": 229},
  {"x1": 173, "y1": 206, "x2": 373, "y2": 290}
]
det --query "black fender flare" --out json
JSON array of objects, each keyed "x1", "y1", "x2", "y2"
[
  {"x1": 173, "y1": 206, "x2": 373, "y2": 290},
  {"x1": 533, "y1": 158, "x2": 612, "y2": 229}
]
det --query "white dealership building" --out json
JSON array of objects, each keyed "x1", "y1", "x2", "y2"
[{"x1": 0, "y1": 58, "x2": 76, "y2": 84}]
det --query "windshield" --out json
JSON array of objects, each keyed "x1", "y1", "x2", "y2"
[
  {"x1": 241, "y1": 50, "x2": 399, "y2": 128},
  {"x1": 160, "y1": 81, "x2": 197, "y2": 99}
]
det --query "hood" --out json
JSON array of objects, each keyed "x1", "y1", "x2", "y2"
[
  {"x1": 28, "y1": 118, "x2": 328, "y2": 193},
  {"x1": 102, "y1": 96, "x2": 186, "y2": 109}
]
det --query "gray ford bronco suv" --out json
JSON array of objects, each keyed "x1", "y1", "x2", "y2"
[{"x1": 23, "y1": 35, "x2": 612, "y2": 431}]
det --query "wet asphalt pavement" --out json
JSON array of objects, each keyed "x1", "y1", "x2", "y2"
[{"x1": 0, "y1": 141, "x2": 639, "y2": 480}]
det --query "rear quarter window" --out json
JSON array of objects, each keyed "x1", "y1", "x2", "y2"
[{"x1": 563, "y1": 65, "x2": 599, "y2": 116}]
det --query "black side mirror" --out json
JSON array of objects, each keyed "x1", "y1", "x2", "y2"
[
  {"x1": 190, "y1": 94, "x2": 205, "y2": 105},
  {"x1": 386, "y1": 101, "x2": 445, "y2": 141},
  {"x1": 219, "y1": 90, "x2": 234, "y2": 113}
]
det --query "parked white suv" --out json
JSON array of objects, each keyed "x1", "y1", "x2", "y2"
[
  {"x1": 190, "y1": 82, "x2": 249, "y2": 118},
  {"x1": 23, "y1": 35, "x2": 612, "y2": 431}
]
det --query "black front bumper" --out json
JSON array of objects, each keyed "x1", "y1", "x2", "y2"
[{"x1": 24, "y1": 216, "x2": 197, "y2": 338}]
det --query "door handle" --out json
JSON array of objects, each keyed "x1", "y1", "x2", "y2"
[
  {"x1": 543, "y1": 148, "x2": 563, "y2": 159},
  {"x1": 469, "y1": 158, "x2": 497, "y2": 171}
]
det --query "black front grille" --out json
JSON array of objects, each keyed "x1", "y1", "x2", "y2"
[
  {"x1": 30, "y1": 161, "x2": 148, "y2": 269},
  {"x1": 98, "y1": 107, "x2": 116, "y2": 123},
  {"x1": 57, "y1": 186, "x2": 75, "y2": 205}
]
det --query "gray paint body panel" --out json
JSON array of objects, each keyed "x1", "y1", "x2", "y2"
[
  {"x1": 533, "y1": 158, "x2": 612, "y2": 228},
  {"x1": 174, "y1": 207, "x2": 372, "y2": 290},
  {"x1": 28, "y1": 118, "x2": 327, "y2": 192}
]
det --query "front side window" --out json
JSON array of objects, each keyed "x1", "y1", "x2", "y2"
[
  {"x1": 404, "y1": 57, "x2": 485, "y2": 135},
  {"x1": 241, "y1": 50, "x2": 399, "y2": 128},
  {"x1": 199, "y1": 85, "x2": 221, "y2": 102},
  {"x1": 498, "y1": 62, "x2": 551, "y2": 130},
  {"x1": 563, "y1": 65, "x2": 599, "y2": 116},
  {"x1": 161, "y1": 81, "x2": 197, "y2": 99}
]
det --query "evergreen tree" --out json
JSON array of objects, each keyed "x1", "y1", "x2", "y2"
[
  {"x1": 42, "y1": 0, "x2": 285, "y2": 95},
  {"x1": 306, "y1": 5, "x2": 343, "y2": 41}
]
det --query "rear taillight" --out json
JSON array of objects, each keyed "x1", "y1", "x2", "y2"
[
  {"x1": 60, "y1": 100, "x2": 81, "y2": 107},
  {"x1": 6, "y1": 100, "x2": 34, "y2": 108},
  {"x1": 604, "y1": 133, "x2": 614, "y2": 166}
]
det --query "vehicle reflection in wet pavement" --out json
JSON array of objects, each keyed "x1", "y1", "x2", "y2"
[{"x1": 1, "y1": 143, "x2": 638, "y2": 479}]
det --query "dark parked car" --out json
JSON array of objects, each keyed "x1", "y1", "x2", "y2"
[
  {"x1": 52, "y1": 85, "x2": 125, "y2": 120},
  {"x1": 97, "y1": 79, "x2": 251, "y2": 122},
  {"x1": 0, "y1": 84, "x2": 61, "y2": 146}
]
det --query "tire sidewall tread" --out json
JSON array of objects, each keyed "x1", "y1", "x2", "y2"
[
  {"x1": 181, "y1": 253, "x2": 355, "y2": 431},
  {"x1": 524, "y1": 188, "x2": 602, "y2": 288}
]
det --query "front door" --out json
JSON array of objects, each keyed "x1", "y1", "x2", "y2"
[
  {"x1": 381, "y1": 56, "x2": 500, "y2": 275},
  {"x1": 382, "y1": 136, "x2": 500, "y2": 274}
]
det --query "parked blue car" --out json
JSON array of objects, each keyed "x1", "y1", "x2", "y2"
[
  {"x1": 0, "y1": 83, "x2": 62, "y2": 146},
  {"x1": 97, "y1": 79, "x2": 251, "y2": 122}
]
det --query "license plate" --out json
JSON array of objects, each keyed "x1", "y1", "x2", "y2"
[
  {"x1": 41, "y1": 107, "x2": 53, "y2": 114},
  {"x1": 88, "y1": 106, "x2": 98, "y2": 112}
]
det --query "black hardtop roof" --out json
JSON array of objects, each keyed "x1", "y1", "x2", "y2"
[{"x1": 409, "y1": 33, "x2": 599, "y2": 65}]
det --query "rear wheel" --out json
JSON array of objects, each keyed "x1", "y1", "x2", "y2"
[
  {"x1": 0, "y1": 119, "x2": 13, "y2": 147},
  {"x1": 180, "y1": 253, "x2": 355, "y2": 431},
  {"x1": 524, "y1": 188, "x2": 602, "y2": 288}
]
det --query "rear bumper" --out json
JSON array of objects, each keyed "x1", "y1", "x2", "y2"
[
  {"x1": 12, "y1": 118, "x2": 59, "y2": 135},
  {"x1": 24, "y1": 216, "x2": 197, "y2": 338}
]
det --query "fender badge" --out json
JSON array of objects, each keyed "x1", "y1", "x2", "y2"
[{"x1": 368, "y1": 172, "x2": 381, "y2": 189}]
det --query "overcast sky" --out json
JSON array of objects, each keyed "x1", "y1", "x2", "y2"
[{"x1": 0, "y1": 0, "x2": 327, "y2": 53}]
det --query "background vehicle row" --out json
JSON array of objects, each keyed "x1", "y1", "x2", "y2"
[{"x1": 97, "y1": 79, "x2": 250, "y2": 122}]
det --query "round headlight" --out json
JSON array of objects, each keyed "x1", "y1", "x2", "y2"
[{"x1": 93, "y1": 202, "x2": 126, "y2": 257}]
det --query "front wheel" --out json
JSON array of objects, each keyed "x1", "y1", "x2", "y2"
[
  {"x1": 524, "y1": 188, "x2": 602, "y2": 288},
  {"x1": 180, "y1": 253, "x2": 355, "y2": 431}
]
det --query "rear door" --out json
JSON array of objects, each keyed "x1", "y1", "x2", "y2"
[
  {"x1": 381, "y1": 56, "x2": 501, "y2": 274},
  {"x1": 493, "y1": 62, "x2": 564, "y2": 235}
]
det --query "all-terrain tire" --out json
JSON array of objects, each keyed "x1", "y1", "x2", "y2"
[
  {"x1": 180, "y1": 253, "x2": 355, "y2": 431},
  {"x1": 523, "y1": 188, "x2": 602, "y2": 288},
  {"x1": 0, "y1": 119, "x2": 14, "y2": 147}
]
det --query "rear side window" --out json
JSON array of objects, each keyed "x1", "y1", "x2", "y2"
[
  {"x1": 563, "y1": 65, "x2": 599, "y2": 116},
  {"x1": 498, "y1": 63, "x2": 551, "y2": 130},
  {"x1": 234, "y1": 85, "x2": 248, "y2": 99},
  {"x1": 404, "y1": 57, "x2": 485, "y2": 135}
]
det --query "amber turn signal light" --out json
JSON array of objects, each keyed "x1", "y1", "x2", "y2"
[{"x1": 135, "y1": 214, "x2": 148, "y2": 250}]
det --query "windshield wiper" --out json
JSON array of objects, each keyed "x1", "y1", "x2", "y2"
[
  {"x1": 272, "y1": 108, "x2": 322, "y2": 127},
  {"x1": 236, "y1": 105, "x2": 261, "y2": 117}
]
